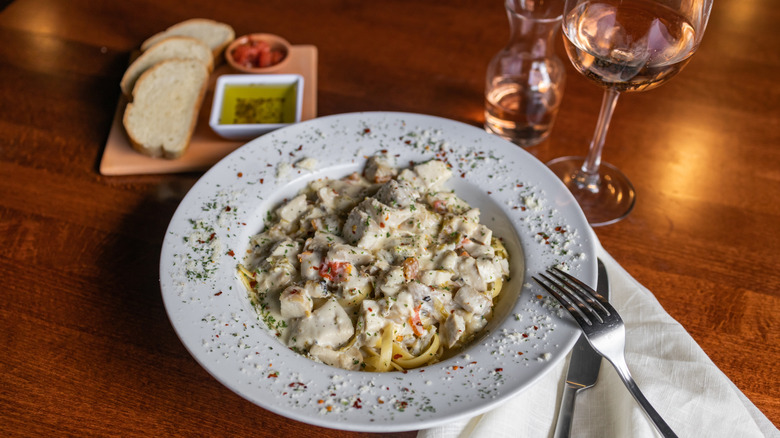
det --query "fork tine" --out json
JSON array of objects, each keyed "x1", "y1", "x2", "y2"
[
  {"x1": 543, "y1": 271, "x2": 605, "y2": 324},
  {"x1": 541, "y1": 269, "x2": 604, "y2": 323},
  {"x1": 550, "y1": 267, "x2": 613, "y2": 318},
  {"x1": 533, "y1": 275, "x2": 593, "y2": 327}
]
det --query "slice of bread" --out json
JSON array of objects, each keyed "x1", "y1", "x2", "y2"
[
  {"x1": 123, "y1": 59, "x2": 209, "y2": 159},
  {"x1": 141, "y1": 18, "x2": 235, "y2": 59},
  {"x1": 120, "y1": 36, "x2": 213, "y2": 98}
]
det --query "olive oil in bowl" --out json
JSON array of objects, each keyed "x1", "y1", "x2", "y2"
[{"x1": 219, "y1": 84, "x2": 298, "y2": 125}]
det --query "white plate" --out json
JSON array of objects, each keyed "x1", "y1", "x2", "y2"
[{"x1": 160, "y1": 112, "x2": 596, "y2": 432}]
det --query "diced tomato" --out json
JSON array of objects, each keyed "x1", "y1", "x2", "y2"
[
  {"x1": 409, "y1": 304, "x2": 424, "y2": 337},
  {"x1": 318, "y1": 261, "x2": 352, "y2": 282},
  {"x1": 230, "y1": 40, "x2": 285, "y2": 69}
]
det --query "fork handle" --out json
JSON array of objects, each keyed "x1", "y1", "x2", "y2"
[{"x1": 609, "y1": 356, "x2": 679, "y2": 438}]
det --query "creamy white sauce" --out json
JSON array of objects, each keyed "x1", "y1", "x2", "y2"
[{"x1": 241, "y1": 155, "x2": 510, "y2": 371}]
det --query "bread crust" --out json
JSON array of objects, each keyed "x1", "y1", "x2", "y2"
[
  {"x1": 140, "y1": 18, "x2": 235, "y2": 59},
  {"x1": 120, "y1": 36, "x2": 213, "y2": 99}
]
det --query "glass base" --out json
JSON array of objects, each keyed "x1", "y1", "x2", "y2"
[
  {"x1": 484, "y1": 122, "x2": 550, "y2": 148},
  {"x1": 546, "y1": 156, "x2": 636, "y2": 227}
]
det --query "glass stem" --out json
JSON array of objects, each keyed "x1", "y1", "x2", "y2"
[{"x1": 577, "y1": 87, "x2": 620, "y2": 191}]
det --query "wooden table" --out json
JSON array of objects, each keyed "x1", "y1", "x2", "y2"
[{"x1": 1, "y1": 0, "x2": 777, "y2": 435}]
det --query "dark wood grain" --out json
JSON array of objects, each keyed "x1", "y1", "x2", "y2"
[{"x1": 1, "y1": 0, "x2": 777, "y2": 435}]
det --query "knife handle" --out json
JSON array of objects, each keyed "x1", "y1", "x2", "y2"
[{"x1": 553, "y1": 383, "x2": 579, "y2": 438}]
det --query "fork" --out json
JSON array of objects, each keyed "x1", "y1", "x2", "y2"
[{"x1": 534, "y1": 267, "x2": 678, "y2": 438}]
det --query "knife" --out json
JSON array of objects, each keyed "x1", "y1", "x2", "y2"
[{"x1": 553, "y1": 258, "x2": 610, "y2": 438}]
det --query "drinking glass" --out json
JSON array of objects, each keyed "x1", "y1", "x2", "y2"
[
  {"x1": 484, "y1": 0, "x2": 567, "y2": 147},
  {"x1": 548, "y1": 0, "x2": 713, "y2": 226}
]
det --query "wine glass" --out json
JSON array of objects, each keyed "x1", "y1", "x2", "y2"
[{"x1": 548, "y1": 0, "x2": 713, "y2": 226}]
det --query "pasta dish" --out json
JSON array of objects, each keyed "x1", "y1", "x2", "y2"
[{"x1": 238, "y1": 155, "x2": 510, "y2": 371}]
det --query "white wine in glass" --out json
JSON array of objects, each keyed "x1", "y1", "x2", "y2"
[{"x1": 548, "y1": 0, "x2": 713, "y2": 226}]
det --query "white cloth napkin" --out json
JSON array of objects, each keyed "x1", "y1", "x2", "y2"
[{"x1": 418, "y1": 242, "x2": 779, "y2": 438}]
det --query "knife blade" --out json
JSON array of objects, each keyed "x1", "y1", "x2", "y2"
[{"x1": 553, "y1": 258, "x2": 610, "y2": 438}]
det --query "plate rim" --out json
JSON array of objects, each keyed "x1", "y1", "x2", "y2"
[{"x1": 160, "y1": 111, "x2": 596, "y2": 432}]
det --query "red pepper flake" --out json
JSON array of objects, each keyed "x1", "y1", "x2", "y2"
[
  {"x1": 227, "y1": 250, "x2": 235, "y2": 257},
  {"x1": 393, "y1": 354, "x2": 403, "y2": 360},
  {"x1": 267, "y1": 372, "x2": 279, "y2": 378},
  {"x1": 377, "y1": 398, "x2": 385, "y2": 404},
  {"x1": 317, "y1": 399, "x2": 325, "y2": 404},
  {"x1": 352, "y1": 398, "x2": 363, "y2": 409},
  {"x1": 297, "y1": 145, "x2": 303, "y2": 151},
  {"x1": 452, "y1": 366, "x2": 459, "y2": 370},
  {"x1": 326, "y1": 406, "x2": 333, "y2": 412},
  {"x1": 249, "y1": 280, "x2": 257, "y2": 288},
  {"x1": 533, "y1": 325, "x2": 539, "y2": 330},
  {"x1": 517, "y1": 184, "x2": 523, "y2": 187},
  {"x1": 288, "y1": 382, "x2": 307, "y2": 389},
  {"x1": 237, "y1": 172, "x2": 243, "y2": 177},
  {"x1": 518, "y1": 352, "x2": 524, "y2": 355},
  {"x1": 521, "y1": 206, "x2": 527, "y2": 211},
  {"x1": 522, "y1": 333, "x2": 529, "y2": 338},
  {"x1": 495, "y1": 368, "x2": 503, "y2": 372},
  {"x1": 267, "y1": 163, "x2": 273, "y2": 167},
  {"x1": 225, "y1": 206, "x2": 232, "y2": 212},
  {"x1": 404, "y1": 140, "x2": 411, "y2": 145},
  {"x1": 259, "y1": 178, "x2": 264, "y2": 184},
  {"x1": 460, "y1": 173, "x2": 466, "y2": 178},
  {"x1": 379, "y1": 222, "x2": 385, "y2": 228},
  {"x1": 209, "y1": 233, "x2": 216, "y2": 240},
  {"x1": 536, "y1": 294, "x2": 543, "y2": 299},
  {"x1": 381, "y1": 149, "x2": 388, "y2": 153},
  {"x1": 487, "y1": 191, "x2": 492, "y2": 194},
  {"x1": 214, "y1": 291, "x2": 223, "y2": 296}
]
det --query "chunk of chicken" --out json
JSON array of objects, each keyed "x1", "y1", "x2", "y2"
[
  {"x1": 342, "y1": 208, "x2": 383, "y2": 250},
  {"x1": 413, "y1": 160, "x2": 452, "y2": 190},
  {"x1": 456, "y1": 256, "x2": 487, "y2": 291},
  {"x1": 280, "y1": 285, "x2": 313, "y2": 319},
  {"x1": 327, "y1": 243, "x2": 374, "y2": 266},
  {"x1": 375, "y1": 179, "x2": 419, "y2": 208},
  {"x1": 308, "y1": 344, "x2": 362, "y2": 371},
  {"x1": 288, "y1": 298, "x2": 354, "y2": 350},
  {"x1": 364, "y1": 154, "x2": 397, "y2": 183},
  {"x1": 276, "y1": 194, "x2": 309, "y2": 224},
  {"x1": 453, "y1": 285, "x2": 492, "y2": 316},
  {"x1": 441, "y1": 309, "x2": 467, "y2": 348}
]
